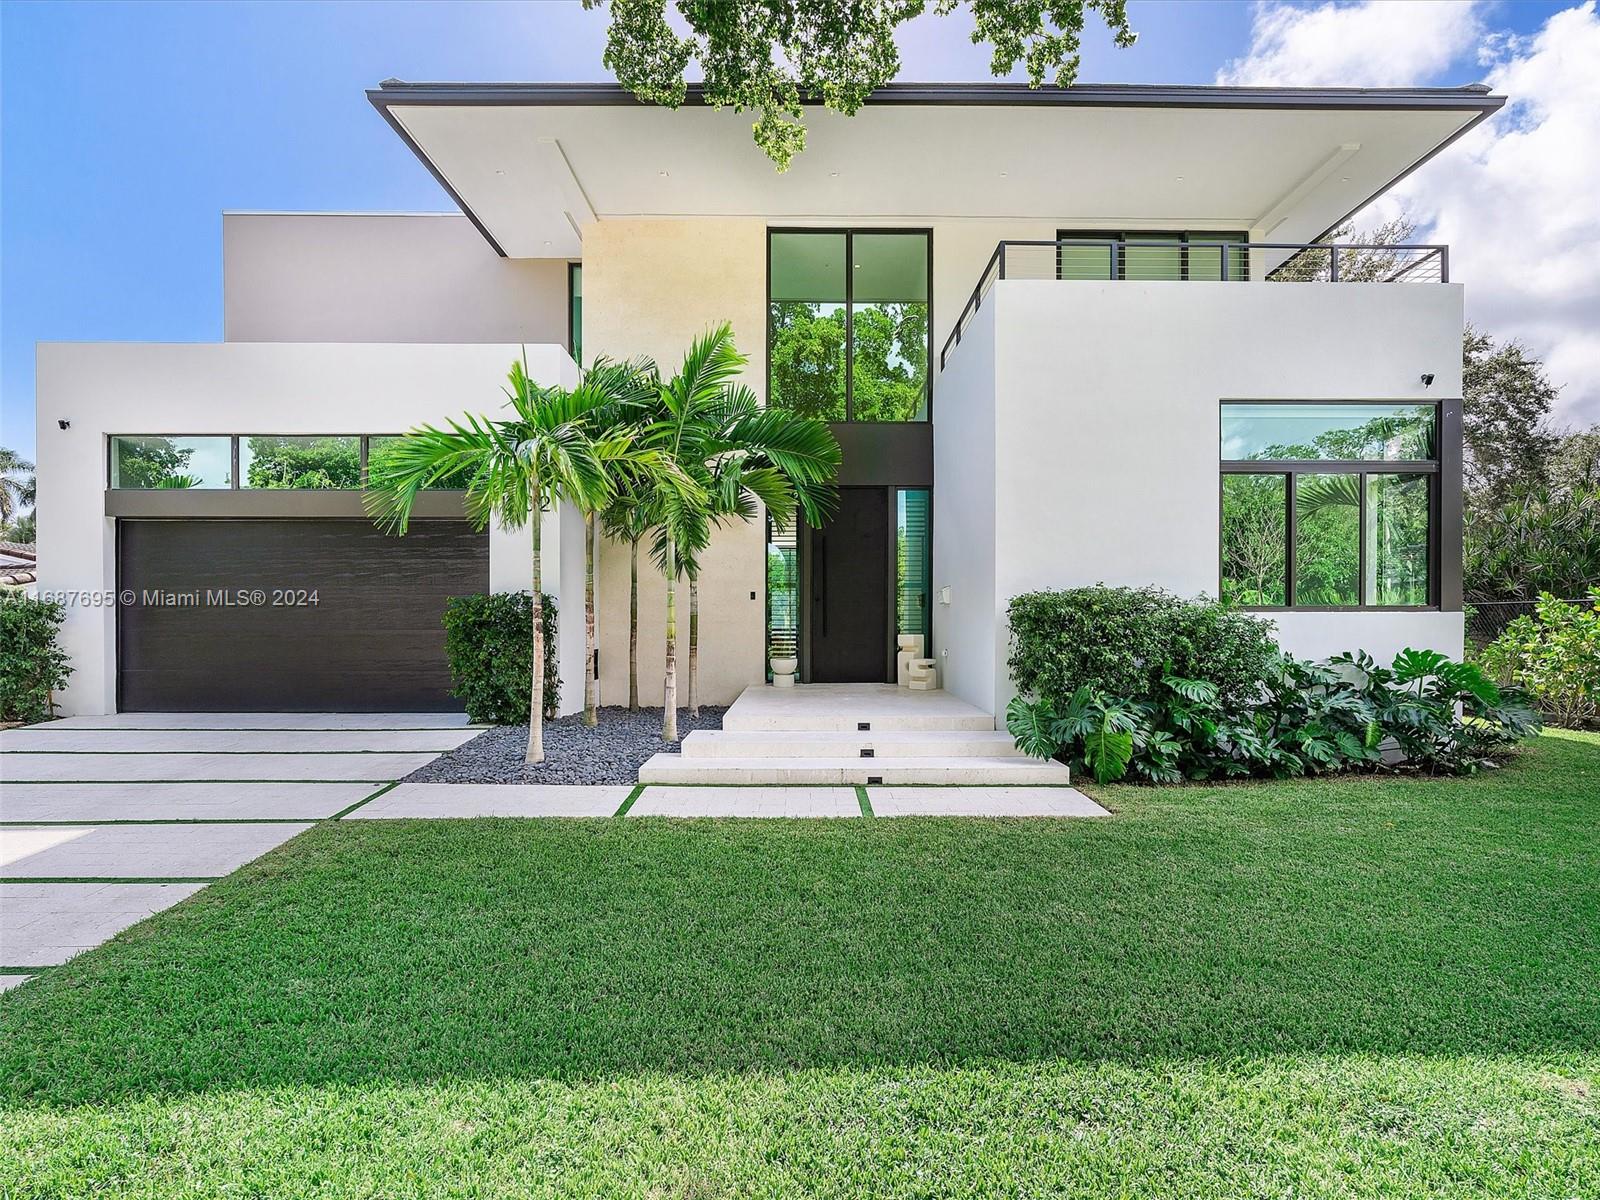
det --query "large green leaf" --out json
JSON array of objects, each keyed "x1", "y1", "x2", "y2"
[
  {"x1": 1082, "y1": 724, "x2": 1134, "y2": 784},
  {"x1": 1005, "y1": 697, "x2": 1058, "y2": 760}
]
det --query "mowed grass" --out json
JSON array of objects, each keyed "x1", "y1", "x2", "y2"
[{"x1": 3, "y1": 731, "x2": 1598, "y2": 1198}]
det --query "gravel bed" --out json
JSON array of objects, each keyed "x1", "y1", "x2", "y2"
[{"x1": 404, "y1": 705, "x2": 728, "y2": 786}]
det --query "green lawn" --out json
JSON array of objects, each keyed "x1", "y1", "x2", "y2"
[{"x1": 4, "y1": 730, "x2": 1598, "y2": 1198}]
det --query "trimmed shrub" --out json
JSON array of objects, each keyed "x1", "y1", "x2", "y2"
[
  {"x1": 1479, "y1": 590, "x2": 1600, "y2": 728},
  {"x1": 1008, "y1": 649, "x2": 1542, "y2": 784},
  {"x1": 441, "y1": 592, "x2": 558, "y2": 725},
  {"x1": 1007, "y1": 586, "x2": 1279, "y2": 709},
  {"x1": 0, "y1": 594, "x2": 72, "y2": 724}
]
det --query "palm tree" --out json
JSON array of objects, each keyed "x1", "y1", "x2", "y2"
[
  {"x1": 568, "y1": 359, "x2": 661, "y2": 727},
  {"x1": 1, "y1": 447, "x2": 35, "y2": 527},
  {"x1": 600, "y1": 490, "x2": 655, "y2": 710},
  {"x1": 626, "y1": 325, "x2": 841, "y2": 740},
  {"x1": 365, "y1": 355, "x2": 661, "y2": 763}
]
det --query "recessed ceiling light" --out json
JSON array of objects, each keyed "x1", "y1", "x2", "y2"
[
  {"x1": 829, "y1": 171, "x2": 839, "y2": 178},
  {"x1": 1341, "y1": 176, "x2": 1350, "y2": 182},
  {"x1": 494, "y1": 169, "x2": 506, "y2": 176},
  {"x1": 658, "y1": 170, "x2": 669, "y2": 177},
  {"x1": 1176, "y1": 175, "x2": 1185, "y2": 182},
  {"x1": 999, "y1": 170, "x2": 1008, "y2": 177}
]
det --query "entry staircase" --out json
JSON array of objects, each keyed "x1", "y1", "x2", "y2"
[{"x1": 637, "y1": 683, "x2": 1072, "y2": 786}]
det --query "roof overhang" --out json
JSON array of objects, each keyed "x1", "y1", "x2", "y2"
[{"x1": 368, "y1": 81, "x2": 1504, "y2": 259}]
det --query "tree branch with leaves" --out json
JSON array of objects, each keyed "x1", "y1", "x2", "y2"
[{"x1": 585, "y1": 0, "x2": 1136, "y2": 169}]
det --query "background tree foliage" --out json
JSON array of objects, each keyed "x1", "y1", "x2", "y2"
[
  {"x1": 1462, "y1": 326, "x2": 1561, "y2": 511},
  {"x1": 585, "y1": 0, "x2": 1136, "y2": 169},
  {"x1": 244, "y1": 437, "x2": 360, "y2": 490},
  {"x1": 768, "y1": 301, "x2": 927, "y2": 421}
]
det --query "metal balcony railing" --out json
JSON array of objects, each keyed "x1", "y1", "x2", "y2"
[{"x1": 938, "y1": 239, "x2": 1450, "y2": 371}]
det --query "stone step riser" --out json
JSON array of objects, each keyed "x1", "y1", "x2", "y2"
[
  {"x1": 638, "y1": 755, "x2": 1070, "y2": 786},
  {"x1": 681, "y1": 732, "x2": 1024, "y2": 759},
  {"x1": 722, "y1": 715, "x2": 996, "y2": 733}
]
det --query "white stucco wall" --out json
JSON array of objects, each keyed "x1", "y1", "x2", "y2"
[
  {"x1": 935, "y1": 280, "x2": 1466, "y2": 716},
  {"x1": 583, "y1": 218, "x2": 770, "y2": 708},
  {"x1": 929, "y1": 298, "x2": 998, "y2": 716},
  {"x1": 34, "y1": 340, "x2": 582, "y2": 715},
  {"x1": 223, "y1": 213, "x2": 570, "y2": 346}
]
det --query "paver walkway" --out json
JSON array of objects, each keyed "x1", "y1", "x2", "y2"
[
  {"x1": 1, "y1": 714, "x2": 1108, "y2": 993},
  {"x1": 1, "y1": 712, "x2": 474, "y2": 989}
]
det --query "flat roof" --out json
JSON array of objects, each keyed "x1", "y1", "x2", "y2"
[{"x1": 370, "y1": 80, "x2": 1504, "y2": 258}]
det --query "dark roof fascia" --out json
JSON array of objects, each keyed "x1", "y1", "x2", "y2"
[
  {"x1": 370, "y1": 79, "x2": 1504, "y2": 113},
  {"x1": 369, "y1": 88, "x2": 509, "y2": 257},
  {"x1": 366, "y1": 81, "x2": 1507, "y2": 259},
  {"x1": 1314, "y1": 98, "x2": 1500, "y2": 243}
]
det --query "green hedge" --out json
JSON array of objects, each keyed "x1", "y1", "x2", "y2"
[
  {"x1": 1007, "y1": 586, "x2": 1279, "y2": 710},
  {"x1": 0, "y1": 594, "x2": 72, "y2": 724},
  {"x1": 441, "y1": 592, "x2": 559, "y2": 725}
]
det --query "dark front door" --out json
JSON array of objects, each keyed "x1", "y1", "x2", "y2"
[
  {"x1": 117, "y1": 519, "x2": 487, "y2": 711},
  {"x1": 807, "y1": 487, "x2": 890, "y2": 682}
]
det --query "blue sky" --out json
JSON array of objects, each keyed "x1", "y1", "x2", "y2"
[{"x1": 0, "y1": 0, "x2": 1581, "y2": 462}]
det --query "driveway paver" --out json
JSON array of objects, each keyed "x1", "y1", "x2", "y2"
[
  {"x1": 1, "y1": 782, "x2": 376, "y2": 823},
  {"x1": 41, "y1": 713, "x2": 475, "y2": 730},
  {"x1": 351, "y1": 783, "x2": 632, "y2": 818},
  {"x1": 868, "y1": 786, "x2": 1108, "y2": 817},
  {"x1": 1, "y1": 823, "x2": 313, "y2": 878},
  {"x1": 0, "y1": 729, "x2": 480, "y2": 753},
  {"x1": 2, "y1": 882, "x2": 206, "y2": 966},
  {"x1": 3, "y1": 752, "x2": 437, "y2": 782},
  {"x1": 631, "y1": 786, "x2": 860, "y2": 818}
]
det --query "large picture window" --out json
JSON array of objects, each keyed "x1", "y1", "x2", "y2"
[
  {"x1": 1220, "y1": 402, "x2": 1439, "y2": 609},
  {"x1": 768, "y1": 229, "x2": 930, "y2": 423}
]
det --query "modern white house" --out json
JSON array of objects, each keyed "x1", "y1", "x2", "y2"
[{"x1": 36, "y1": 79, "x2": 1501, "y2": 723}]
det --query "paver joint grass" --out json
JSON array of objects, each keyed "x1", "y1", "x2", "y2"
[{"x1": 1, "y1": 729, "x2": 1596, "y2": 1198}]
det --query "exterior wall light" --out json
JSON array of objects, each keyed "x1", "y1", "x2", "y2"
[
  {"x1": 1420, "y1": 373, "x2": 1435, "y2": 387},
  {"x1": 58, "y1": 419, "x2": 71, "y2": 429}
]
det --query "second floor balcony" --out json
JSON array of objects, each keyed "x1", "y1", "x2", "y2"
[{"x1": 940, "y1": 239, "x2": 1451, "y2": 371}]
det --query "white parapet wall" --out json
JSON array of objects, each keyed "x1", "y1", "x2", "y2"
[
  {"x1": 934, "y1": 279, "x2": 1467, "y2": 717},
  {"x1": 35, "y1": 340, "x2": 583, "y2": 716}
]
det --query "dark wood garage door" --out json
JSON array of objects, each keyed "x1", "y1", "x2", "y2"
[{"x1": 118, "y1": 519, "x2": 487, "y2": 712}]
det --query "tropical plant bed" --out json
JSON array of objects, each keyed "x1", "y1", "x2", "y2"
[
  {"x1": 4, "y1": 731, "x2": 1597, "y2": 1197},
  {"x1": 405, "y1": 705, "x2": 727, "y2": 786}
]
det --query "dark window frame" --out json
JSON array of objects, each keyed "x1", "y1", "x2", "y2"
[
  {"x1": 1218, "y1": 399, "x2": 1443, "y2": 612},
  {"x1": 766, "y1": 227, "x2": 934, "y2": 424},
  {"x1": 1056, "y1": 228, "x2": 1251, "y2": 281},
  {"x1": 108, "y1": 434, "x2": 468, "y2": 492},
  {"x1": 567, "y1": 261, "x2": 582, "y2": 364}
]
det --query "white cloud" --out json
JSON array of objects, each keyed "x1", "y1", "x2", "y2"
[
  {"x1": 1217, "y1": 0, "x2": 1484, "y2": 86},
  {"x1": 1391, "y1": 2, "x2": 1600, "y2": 427},
  {"x1": 1219, "y1": 1, "x2": 1600, "y2": 428}
]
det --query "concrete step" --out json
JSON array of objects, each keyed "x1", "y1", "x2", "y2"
[
  {"x1": 680, "y1": 729, "x2": 1025, "y2": 759},
  {"x1": 721, "y1": 684, "x2": 995, "y2": 733},
  {"x1": 637, "y1": 754, "x2": 1070, "y2": 786},
  {"x1": 722, "y1": 710, "x2": 995, "y2": 733}
]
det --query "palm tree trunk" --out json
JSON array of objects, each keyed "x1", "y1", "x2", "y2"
[
  {"x1": 583, "y1": 511, "x2": 598, "y2": 727},
  {"x1": 688, "y1": 569, "x2": 700, "y2": 717},
  {"x1": 662, "y1": 542, "x2": 678, "y2": 743},
  {"x1": 628, "y1": 536, "x2": 639, "y2": 711},
  {"x1": 527, "y1": 505, "x2": 545, "y2": 764}
]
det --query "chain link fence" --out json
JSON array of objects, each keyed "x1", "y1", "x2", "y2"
[{"x1": 1465, "y1": 598, "x2": 1591, "y2": 652}]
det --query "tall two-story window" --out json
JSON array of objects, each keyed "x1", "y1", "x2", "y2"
[
  {"x1": 1220, "y1": 402, "x2": 1438, "y2": 609},
  {"x1": 768, "y1": 229, "x2": 931, "y2": 422}
]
